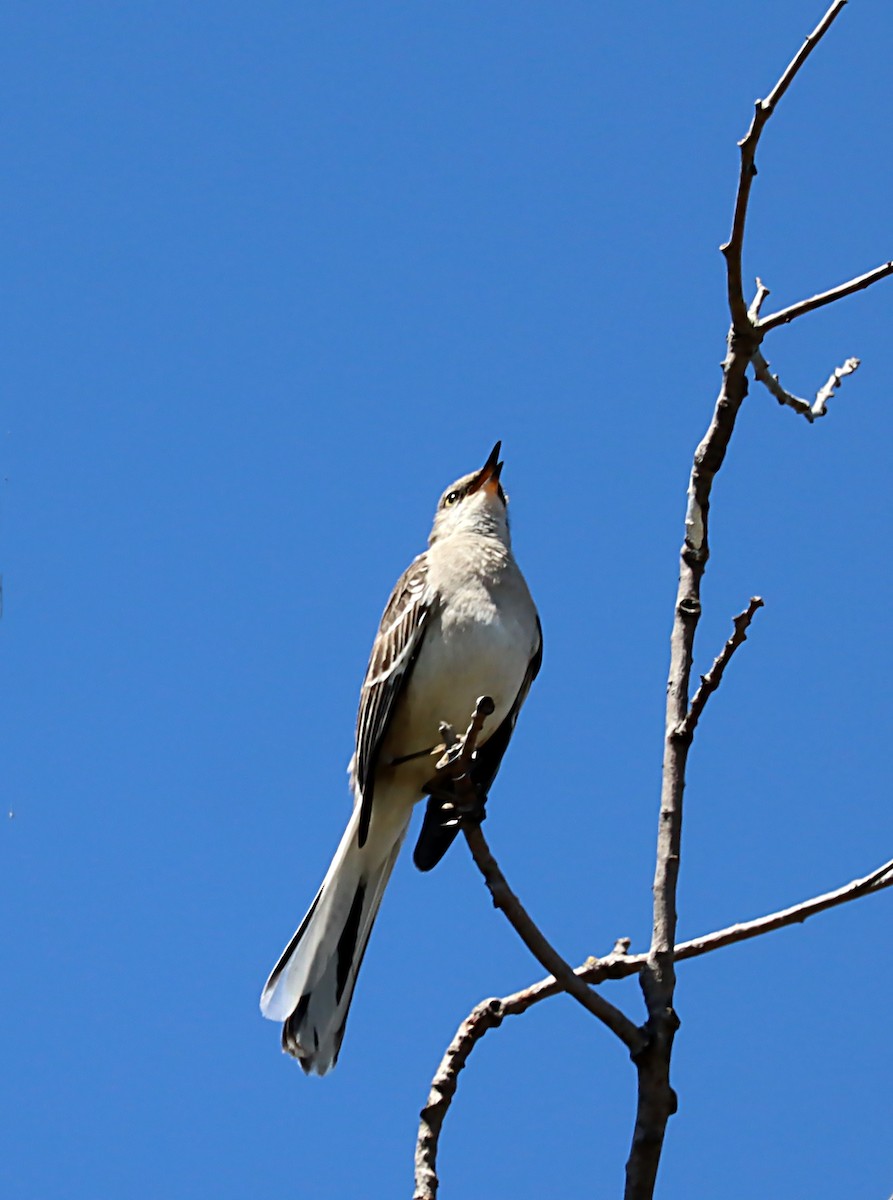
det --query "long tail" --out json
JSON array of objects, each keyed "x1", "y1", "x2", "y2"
[{"x1": 260, "y1": 803, "x2": 410, "y2": 1075}]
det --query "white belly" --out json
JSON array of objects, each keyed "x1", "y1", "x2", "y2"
[{"x1": 381, "y1": 580, "x2": 535, "y2": 785}]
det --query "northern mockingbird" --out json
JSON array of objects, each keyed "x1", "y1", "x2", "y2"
[{"x1": 260, "y1": 443, "x2": 542, "y2": 1074}]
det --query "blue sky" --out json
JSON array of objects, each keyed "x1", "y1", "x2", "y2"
[{"x1": 3, "y1": 3, "x2": 892, "y2": 1197}]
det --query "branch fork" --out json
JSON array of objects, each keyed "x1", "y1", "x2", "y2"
[
  {"x1": 427, "y1": 697, "x2": 644, "y2": 1049},
  {"x1": 676, "y1": 597, "x2": 764, "y2": 742},
  {"x1": 415, "y1": 849, "x2": 893, "y2": 1197}
]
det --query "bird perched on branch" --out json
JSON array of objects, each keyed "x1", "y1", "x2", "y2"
[{"x1": 260, "y1": 442, "x2": 542, "y2": 1074}]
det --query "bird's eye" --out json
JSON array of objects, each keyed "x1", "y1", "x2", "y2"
[{"x1": 444, "y1": 490, "x2": 460, "y2": 507}]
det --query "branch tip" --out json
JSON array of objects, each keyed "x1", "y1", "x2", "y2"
[
  {"x1": 759, "y1": 260, "x2": 893, "y2": 332},
  {"x1": 679, "y1": 597, "x2": 763, "y2": 741},
  {"x1": 753, "y1": 349, "x2": 860, "y2": 422},
  {"x1": 722, "y1": 1, "x2": 850, "y2": 332},
  {"x1": 748, "y1": 278, "x2": 771, "y2": 321}
]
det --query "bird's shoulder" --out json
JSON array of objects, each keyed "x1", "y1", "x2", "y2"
[{"x1": 363, "y1": 553, "x2": 435, "y2": 687}]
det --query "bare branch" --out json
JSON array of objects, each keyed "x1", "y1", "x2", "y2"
[
  {"x1": 752, "y1": 349, "x2": 860, "y2": 421},
  {"x1": 414, "y1": 855, "x2": 893, "y2": 1197},
  {"x1": 414, "y1": 942, "x2": 639, "y2": 1200},
  {"x1": 462, "y1": 823, "x2": 646, "y2": 1053},
  {"x1": 414, "y1": 997, "x2": 506, "y2": 1200},
  {"x1": 481, "y1": 850, "x2": 893, "y2": 1032},
  {"x1": 759, "y1": 261, "x2": 893, "y2": 333},
  {"x1": 433, "y1": 693, "x2": 494, "y2": 772},
  {"x1": 427, "y1": 697, "x2": 645, "y2": 1053},
  {"x1": 762, "y1": 1, "x2": 848, "y2": 112},
  {"x1": 813, "y1": 357, "x2": 861, "y2": 417},
  {"x1": 413, "y1": 700, "x2": 644, "y2": 1199},
  {"x1": 630, "y1": 284, "x2": 751, "y2": 1200},
  {"x1": 678, "y1": 597, "x2": 764, "y2": 741},
  {"x1": 748, "y1": 277, "x2": 771, "y2": 322},
  {"x1": 632, "y1": 260, "x2": 764, "y2": 1200},
  {"x1": 720, "y1": 1, "x2": 848, "y2": 331},
  {"x1": 677, "y1": 857, "x2": 893, "y2": 957}
]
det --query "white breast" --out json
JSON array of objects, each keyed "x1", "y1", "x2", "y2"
[{"x1": 385, "y1": 568, "x2": 537, "y2": 770}]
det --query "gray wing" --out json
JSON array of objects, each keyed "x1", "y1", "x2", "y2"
[{"x1": 354, "y1": 553, "x2": 437, "y2": 847}]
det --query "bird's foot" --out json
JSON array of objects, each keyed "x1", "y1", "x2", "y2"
[
  {"x1": 422, "y1": 782, "x2": 487, "y2": 828},
  {"x1": 423, "y1": 697, "x2": 494, "y2": 827}
]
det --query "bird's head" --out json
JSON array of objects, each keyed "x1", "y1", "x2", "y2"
[{"x1": 428, "y1": 442, "x2": 510, "y2": 546}]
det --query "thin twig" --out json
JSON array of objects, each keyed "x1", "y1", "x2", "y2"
[
  {"x1": 434, "y1": 694, "x2": 494, "y2": 773},
  {"x1": 472, "y1": 851, "x2": 893, "y2": 1041},
  {"x1": 672, "y1": 856, "x2": 893, "y2": 960},
  {"x1": 758, "y1": 261, "x2": 893, "y2": 333},
  {"x1": 753, "y1": 349, "x2": 860, "y2": 422},
  {"x1": 763, "y1": 0, "x2": 849, "y2": 110},
  {"x1": 414, "y1": 700, "x2": 646, "y2": 1200},
  {"x1": 463, "y1": 822, "x2": 646, "y2": 1054},
  {"x1": 813, "y1": 357, "x2": 861, "y2": 417},
  {"x1": 414, "y1": 998, "x2": 506, "y2": 1200},
  {"x1": 428, "y1": 697, "x2": 645, "y2": 1056},
  {"x1": 414, "y1": 943, "x2": 639, "y2": 1200},
  {"x1": 720, "y1": 1, "x2": 848, "y2": 331},
  {"x1": 748, "y1": 277, "x2": 771, "y2": 322},
  {"x1": 415, "y1": 856, "x2": 893, "y2": 1196},
  {"x1": 677, "y1": 597, "x2": 764, "y2": 741}
]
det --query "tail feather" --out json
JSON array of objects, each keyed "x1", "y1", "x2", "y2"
[
  {"x1": 260, "y1": 805, "x2": 409, "y2": 1075},
  {"x1": 412, "y1": 793, "x2": 462, "y2": 872}
]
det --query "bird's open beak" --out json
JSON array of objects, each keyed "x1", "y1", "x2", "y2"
[{"x1": 468, "y1": 441, "x2": 504, "y2": 495}]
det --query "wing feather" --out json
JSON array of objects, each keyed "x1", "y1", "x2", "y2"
[{"x1": 354, "y1": 554, "x2": 436, "y2": 846}]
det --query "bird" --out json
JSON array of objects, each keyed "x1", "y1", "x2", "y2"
[{"x1": 259, "y1": 442, "x2": 542, "y2": 1074}]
